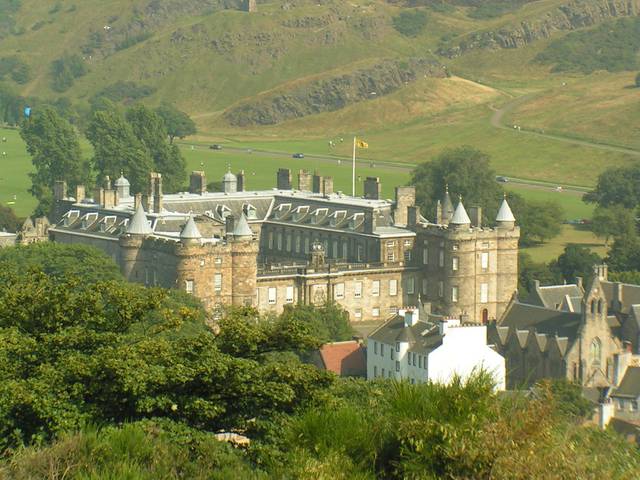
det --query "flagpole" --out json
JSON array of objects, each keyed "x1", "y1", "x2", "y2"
[{"x1": 352, "y1": 136, "x2": 356, "y2": 197}]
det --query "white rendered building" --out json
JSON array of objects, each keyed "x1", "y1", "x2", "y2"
[{"x1": 367, "y1": 308, "x2": 506, "y2": 390}]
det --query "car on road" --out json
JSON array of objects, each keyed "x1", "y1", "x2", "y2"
[
  {"x1": 209, "y1": 144, "x2": 223, "y2": 150},
  {"x1": 292, "y1": 153, "x2": 305, "y2": 159},
  {"x1": 496, "y1": 176, "x2": 509, "y2": 183}
]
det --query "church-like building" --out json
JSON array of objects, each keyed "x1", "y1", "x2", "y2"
[{"x1": 48, "y1": 168, "x2": 520, "y2": 324}]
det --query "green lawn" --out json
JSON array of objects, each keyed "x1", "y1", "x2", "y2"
[
  {"x1": 504, "y1": 184, "x2": 594, "y2": 221},
  {"x1": 522, "y1": 224, "x2": 607, "y2": 263},
  {"x1": 0, "y1": 127, "x2": 34, "y2": 217}
]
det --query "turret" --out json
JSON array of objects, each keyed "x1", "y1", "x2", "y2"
[
  {"x1": 119, "y1": 203, "x2": 152, "y2": 282},
  {"x1": 496, "y1": 196, "x2": 516, "y2": 230},
  {"x1": 115, "y1": 173, "x2": 131, "y2": 201},
  {"x1": 230, "y1": 213, "x2": 258, "y2": 306},
  {"x1": 180, "y1": 216, "x2": 202, "y2": 245},
  {"x1": 437, "y1": 185, "x2": 455, "y2": 225},
  {"x1": 223, "y1": 168, "x2": 237, "y2": 193},
  {"x1": 449, "y1": 198, "x2": 471, "y2": 229}
]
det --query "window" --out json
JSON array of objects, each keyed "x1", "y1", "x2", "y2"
[
  {"x1": 277, "y1": 232, "x2": 283, "y2": 250},
  {"x1": 357, "y1": 245, "x2": 363, "y2": 262},
  {"x1": 374, "y1": 341, "x2": 378, "y2": 355},
  {"x1": 389, "y1": 279, "x2": 398, "y2": 296},
  {"x1": 388, "y1": 370, "x2": 392, "y2": 378},
  {"x1": 438, "y1": 281, "x2": 444, "y2": 298},
  {"x1": 286, "y1": 286, "x2": 294, "y2": 303},
  {"x1": 395, "y1": 361, "x2": 400, "y2": 372},
  {"x1": 286, "y1": 234, "x2": 292, "y2": 252},
  {"x1": 355, "y1": 308, "x2": 362, "y2": 320},
  {"x1": 354, "y1": 282, "x2": 363, "y2": 298},
  {"x1": 419, "y1": 356, "x2": 422, "y2": 368},
  {"x1": 335, "y1": 283, "x2": 345, "y2": 300},
  {"x1": 332, "y1": 240, "x2": 338, "y2": 258},
  {"x1": 342, "y1": 242, "x2": 348, "y2": 259},
  {"x1": 373, "y1": 366, "x2": 378, "y2": 378},
  {"x1": 381, "y1": 368, "x2": 385, "y2": 377},
  {"x1": 295, "y1": 235, "x2": 301, "y2": 253},
  {"x1": 380, "y1": 344, "x2": 384, "y2": 356},
  {"x1": 372, "y1": 307, "x2": 380, "y2": 317},
  {"x1": 215, "y1": 257, "x2": 222, "y2": 265},
  {"x1": 452, "y1": 286, "x2": 458, "y2": 303},
  {"x1": 391, "y1": 349, "x2": 394, "y2": 360},
  {"x1": 145, "y1": 268, "x2": 149, "y2": 286},
  {"x1": 480, "y1": 283, "x2": 488, "y2": 303},
  {"x1": 387, "y1": 241, "x2": 396, "y2": 248},
  {"x1": 407, "y1": 277, "x2": 415, "y2": 295},
  {"x1": 404, "y1": 239, "x2": 412, "y2": 247},
  {"x1": 632, "y1": 401, "x2": 638, "y2": 412},
  {"x1": 407, "y1": 353, "x2": 412, "y2": 365},
  {"x1": 423, "y1": 248, "x2": 429, "y2": 265},
  {"x1": 438, "y1": 249, "x2": 444, "y2": 267},
  {"x1": 481, "y1": 252, "x2": 489, "y2": 270},
  {"x1": 404, "y1": 250, "x2": 411, "y2": 262},
  {"x1": 422, "y1": 279, "x2": 428, "y2": 295},
  {"x1": 452, "y1": 244, "x2": 459, "y2": 251},
  {"x1": 452, "y1": 257, "x2": 459, "y2": 271},
  {"x1": 268, "y1": 287, "x2": 277, "y2": 305},
  {"x1": 396, "y1": 342, "x2": 400, "y2": 352},
  {"x1": 412, "y1": 353, "x2": 417, "y2": 366},
  {"x1": 304, "y1": 237, "x2": 310, "y2": 254},
  {"x1": 214, "y1": 273, "x2": 222, "y2": 293},
  {"x1": 372, "y1": 280, "x2": 380, "y2": 296},
  {"x1": 387, "y1": 248, "x2": 395, "y2": 262},
  {"x1": 590, "y1": 338, "x2": 602, "y2": 366},
  {"x1": 185, "y1": 280, "x2": 194, "y2": 294}
]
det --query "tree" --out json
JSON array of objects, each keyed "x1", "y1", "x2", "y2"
[
  {"x1": 606, "y1": 234, "x2": 640, "y2": 273},
  {"x1": 0, "y1": 204, "x2": 20, "y2": 232},
  {"x1": 591, "y1": 204, "x2": 636, "y2": 245},
  {"x1": 20, "y1": 107, "x2": 89, "y2": 216},
  {"x1": 155, "y1": 103, "x2": 196, "y2": 144},
  {"x1": 411, "y1": 146, "x2": 502, "y2": 221},
  {"x1": 508, "y1": 193, "x2": 563, "y2": 245},
  {"x1": 550, "y1": 244, "x2": 601, "y2": 284},
  {"x1": 584, "y1": 165, "x2": 640, "y2": 208},
  {"x1": 126, "y1": 105, "x2": 187, "y2": 192},
  {"x1": 279, "y1": 303, "x2": 354, "y2": 343},
  {"x1": 518, "y1": 252, "x2": 560, "y2": 296},
  {"x1": 86, "y1": 107, "x2": 153, "y2": 194},
  {"x1": 636, "y1": 72, "x2": 640, "y2": 88}
]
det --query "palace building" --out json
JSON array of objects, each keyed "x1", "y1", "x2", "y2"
[{"x1": 48, "y1": 168, "x2": 520, "y2": 323}]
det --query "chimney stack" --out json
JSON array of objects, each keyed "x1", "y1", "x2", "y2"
[
  {"x1": 75, "y1": 185, "x2": 85, "y2": 203},
  {"x1": 237, "y1": 170, "x2": 245, "y2": 192},
  {"x1": 189, "y1": 171, "x2": 207, "y2": 195},
  {"x1": 468, "y1": 206, "x2": 482, "y2": 228},
  {"x1": 277, "y1": 168, "x2": 292, "y2": 190},
  {"x1": 364, "y1": 177, "x2": 381, "y2": 200},
  {"x1": 322, "y1": 177, "x2": 334, "y2": 196},
  {"x1": 298, "y1": 170, "x2": 312, "y2": 191},
  {"x1": 312, "y1": 172, "x2": 323, "y2": 194}
]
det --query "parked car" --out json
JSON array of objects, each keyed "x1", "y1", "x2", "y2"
[
  {"x1": 496, "y1": 176, "x2": 509, "y2": 183},
  {"x1": 209, "y1": 144, "x2": 223, "y2": 150},
  {"x1": 292, "y1": 153, "x2": 305, "y2": 159}
]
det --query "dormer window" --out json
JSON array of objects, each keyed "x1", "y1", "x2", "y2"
[
  {"x1": 243, "y1": 203, "x2": 258, "y2": 220},
  {"x1": 310, "y1": 208, "x2": 328, "y2": 225},
  {"x1": 215, "y1": 205, "x2": 232, "y2": 220},
  {"x1": 275, "y1": 203, "x2": 291, "y2": 220},
  {"x1": 329, "y1": 210, "x2": 347, "y2": 227},
  {"x1": 349, "y1": 213, "x2": 364, "y2": 230},
  {"x1": 80, "y1": 212, "x2": 98, "y2": 230},
  {"x1": 293, "y1": 205, "x2": 309, "y2": 222}
]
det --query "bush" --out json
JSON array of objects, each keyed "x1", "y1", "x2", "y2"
[
  {"x1": 50, "y1": 53, "x2": 87, "y2": 92},
  {"x1": 115, "y1": 31, "x2": 152, "y2": 51},
  {"x1": 636, "y1": 72, "x2": 640, "y2": 87},
  {"x1": 392, "y1": 9, "x2": 428, "y2": 37}
]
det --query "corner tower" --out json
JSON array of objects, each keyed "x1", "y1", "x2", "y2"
[
  {"x1": 230, "y1": 213, "x2": 259, "y2": 307},
  {"x1": 495, "y1": 196, "x2": 519, "y2": 320}
]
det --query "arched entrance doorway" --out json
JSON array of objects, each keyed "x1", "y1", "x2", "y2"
[{"x1": 481, "y1": 308, "x2": 488, "y2": 324}]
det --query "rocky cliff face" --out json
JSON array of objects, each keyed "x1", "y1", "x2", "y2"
[
  {"x1": 438, "y1": 0, "x2": 640, "y2": 57},
  {"x1": 223, "y1": 58, "x2": 446, "y2": 126}
]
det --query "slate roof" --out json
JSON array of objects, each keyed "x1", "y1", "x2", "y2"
[
  {"x1": 369, "y1": 315, "x2": 443, "y2": 354},
  {"x1": 601, "y1": 281, "x2": 640, "y2": 314},
  {"x1": 317, "y1": 341, "x2": 366, "y2": 377},
  {"x1": 450, "y1": 201, "x2": 471, "y2": 225},
  {"x1": 180, "y1": 216, "x2": 202, "y2": 239},
  {"x1": 612, "y1": 367, "x2": 640, "y2": 399},
  {"x1": 524, "y1": 284, "x2": 582, "y2": 310},
  {"x1": 500, "y1": 302, "x2": 582, "y2": 340},
  {"x1": 496, "y1": 198, "x2": 516, "y2": 222},
  {"x1": 233, "y1": 213, "x2": 253, "y2": 237},
  {"x1": 127, "y1": 204, "x2": 153, "y2": 235}
]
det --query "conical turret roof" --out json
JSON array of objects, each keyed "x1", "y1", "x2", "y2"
[
  {"x1": 233, "y1": 213, "x2": 253, "y2": 238},
  {"x1": 127, "y1": 203, "x2": 152, "y2": 235},
  {"x1": 450, "y1": 199, "x2": 471, "y2": 225},
  {"x1": 442, "y1": 185, "x2": 454, "y2": 219},
  {"x1": 180, "y1": 216, "x2": 202, "y2": 240},
  {"x1": 496, "y1": 197, "x2": 516, "y2": 223}
]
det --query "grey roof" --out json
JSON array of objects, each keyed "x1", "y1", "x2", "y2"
[
  {"x1": 126, "y1": 204, "x2": 152, "y2": 235},
  {"x1": 180, "y1": 216, "x2": 202, "y2": 239},
  {"x1": 442, "y1": 189, "x2": 454, "y2": 219},
  {"x1": 524, "y1": 284, "x2": 582, "y2": 310},
  {"x1": 612, "y1": 367, "x2": 640, "y2": 398},
  {"x1": 223, "y1": 171, "x2": 237, "y2": 182},
  {"x1": 496, "y1": 198, "x2": 515, "y2": 222},
  {"x1": 601, "y1": 281, "x2": 640, "y2": 314},
  {"x1": 500, "y1": 301, "x2": 582, "y2": 340},
  {"x1": 450, "y1": 200, "x2": 471, "y2": 225},
  {"x1": 369, "y1": 314, "x2": 443, "y2": 354},
  {"x1": 114, "y1": 175, "x2": 130, "y2": 187},
  {"x1": 233, "y1": 213, "x2": 253, "y2": 237}
]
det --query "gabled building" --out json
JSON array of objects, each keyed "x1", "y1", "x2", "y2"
[{"x1": 367, "y1": 307, "x2": 505, "y2": 389}]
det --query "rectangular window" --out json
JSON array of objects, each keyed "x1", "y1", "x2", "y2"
[
  {"x1": 277, "y1": 233, "x2": 283, "y2": 250},
  {"x1": 332, "y1": 240, "x2": 338, "y2": 258},
  {"x1": 304, "y1": 237, "x2": 310, "y2": 254},
  {"x1": 286, "y1": 234, "x2": 292, "y2": 252},
  {"x1": 268, "y1": 232, "x2": 273, "y2": 249},
  {"x1": 438, "y1": 281, "x2": 444, "y2": 298},
  {"x1": 373, "y1": 366, "x2": 377, "y2": 378},
  {"x1": 342, "y1": 242, "x2": 348, "y2": 259},
  {"x1": 380, "y1": 344, "x2": 384, "y2": 356},
  {"x1": 404, "y1": 250, "x2": 411, "y2": 262},
  {"x1": 413, "y1": 353, "x2": 417, "y2": 367},
  {"x1": 335, "y1": 283, "x2": 345, "y2": 300},
  {"x1": 357, "y1": 245, "x2": 363, "y2": 262},
  {"x1": 452, "y1": 257, "x2": 459, "y2": 271},
  {"x1": 372, "y1": 307, "x2": 380, "y2": 317},
  {"x1": 268, "y1": 287, "x2": 277, "y2": 305},
  {"x1": 387, "y1": 241, "x2": 396, "y2": 248},
  {"x1": 355, "y1": 308, "x2": 362, "y2": 320},
  {"x1": 214, "y1": 273, "x2": 222, "y2": 293},
  {"x1": 215, "y1": 257, "x2": 222, "y2": 265},
  {"x1": 374, "y1": 341, "x2": 378, "y2": 355},
  {"x1": 389, "y1": 279, "x2": 398, "y2": 296},
  {"x1": 381, "y1": 368, "x2": 385, "y2": 377},
  {"x1": 423, "y1": 248, "x2": 429, "y2": 265},
  {"x1": 395, "y1": 361, "x2": 400, "y2": 372},
  {"x1": 391, "y1": 349, "x2": 394, "y2": 360},
  {"x1": 422, "y1": 278, "x2": 428, "y2": 295},
  {"x1": 439, "y1": 249, "x2": 444, "y2": 267},
  {"x1": 185, "y1": 280, "x2": 194, "y2": 294},
  {"x1": 407, "y1": 277, "x2": 415, "y2": 295},
  {"x1": 295, "y1": 235, "x2": 301, "y2": 253},
  {"x1": 480, "y1": 283, "x2": 489, "y2": 304},
  {"x1": 452, "y1": 286, "x2": 459, "y2": 303},
  {"x1": 286, "y1": 285, "x2": 294, "y2": 303},
  {"x1": 395, "y1": 342, "x2": 400, "y2": 352},
  {"x1": 407, "y1": 353, "x2": 411, "y2": 365},
  {"x1": 388, "y1": 370, "x2": 392, "y2": 378},
  {"x1": 372, "y1": 280, "x2": 380, "y2": 296},
  {"x1": 387, "y1": 249, "x2": 395, "y2": 262},
  {"x1": 419, "y1": 355, "x2": 422, "y2": 368},
  {"x1": 354, "y1": 282, "x2": 363, "y2": 299},
  {"x1": 481, "y1": 252, "x2": 489, "y2": 270}
]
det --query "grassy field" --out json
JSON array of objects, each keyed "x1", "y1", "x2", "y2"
[
  {"x1": 522, "y1": 224, "x2": 607, "y2": 263},
  {"x1": 0, "y1": 127, "x2": 34, "y2": 217}
]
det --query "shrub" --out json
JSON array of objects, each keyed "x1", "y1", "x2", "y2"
[{"x1": 393, "y1": 9, "x2": 428, "y2": 37}]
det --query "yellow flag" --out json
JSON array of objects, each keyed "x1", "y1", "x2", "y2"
[{"x1": 356, "y1": 139, "x2": 368, "y2": 149}]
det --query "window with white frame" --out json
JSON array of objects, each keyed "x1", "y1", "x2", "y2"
[
  {"x1": 355, "y1": 308, "x2": 362, "y2": 320},
  {"x1": 438, "y1": 281, "x2": 444, "y2": 298},
  {"x1": 422, "y1": 278, "x2": 428, "y2": 295},
  {"x1": 480, "y1": 283, "x2": 489, "y2": 303},
  {"x1": 389, "y1": 279, "x2": 398, "y2": 296},
  {"x1": 286, "y1": 286, "x2": 294, "y2": 303},
  {"x1": 372, "y1": 307, "x2": 380, "y2": 317},
  {"x1": 481, "y1": 252, "x2": 489, "y2": 270},
  {"x1": 387, "y1": 248, "x2": 395, "y2": 262},
  {"x1": 268, "y1": 232, "x2": 274, "y2": 249},
  {"x1": 342, "y1": 242, "x2": 348, "y2": 259},
  {"x1": 439, "y1": 249, "x2": 444, "y2": 267},
  {"x1": 407, "y1": 277, "x2": 415, "y2": 295},
  {"x1": 423, "y1": 247, "x2": 428, "y2": 265},
  {"x1": 268, "y1": 287, "x2": 277, "y2": 305},
  {"x1": 214, "y1": 273, "x2": 222, "y2": 293},
  {"x1": 304, "y1": 237, "x2": 310, "y2": 254},
  {"x1": 452, "y1": 286, "x2": 458, "y2": 303},
  {"x1": 372, "y1": 280, "x2": 380, "y2": 296},
  {"x1": 185, "y1": 280, "x2": 194, "y2": 294},
  {"x1": 286, "y1": 234, "x2": 292, "y2": 252},
  {"x1": 357, "y1": 244, "x2": 363, "y2": 262},
  {"x1": 452, "y1": 257, "x2": 459, "y2": 271},
  {"x1": 295, "y1": 234, "x2": 301, "y2": 253},
  {"x1": 354, "y1": 281, "x2": 363, "y2": 298},
  {"x1": 335, "y1": 283, "x2": 345, "y2": 300},
  {"x1": 277, "y1": 232, "x2": 283, "y2": 250}
]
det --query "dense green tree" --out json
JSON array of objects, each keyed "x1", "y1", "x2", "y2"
[
  {"x1": 279, "y1": 303, "x2": 354, "y2": 343},
  {"x1": 0, "y1": 204, "x2": 20, "y2": 232},
  {"x1": 518, "y1": 252, "x2": 560, "y2": 295},
  {"x1": 411, "y1": 146, "x2": 502, "y2": 220},
  {"x1": 0, "y1": 82, "x2": 24, "y2": 124},
  {"x1": 636, "y1": 72, "x2": 640, "y2": 87},
  {"x1": 126, "y1": 104, "x2": 187, "y2": 192},
  {"x1": 606, "y1": 233, "x2": 640, "y2": 273},
  {"x1": 549, "y1": 244, "x2": 601, "y2": 284},
  {"x1": 584, "y1": 164, "x2": 640, "y2": 208},
  {"x1": 50, "y1": 53, "x2": 86, "y2": 92},
  {"x1": 19, "y1": 107, "x2": 89, "y2": 216},
  {"x1": 508, "y1": 193, "x2": 563, "y2": 245},
  {"x1": 86, "y1": 107, "x2": 153, "y2": 193},
  {"x1": 155, "y1": 103, "x2": 196, "y2": 144},
  {"x1": 591, "y1": 204, "x2": 636, "y2": 245},
  {"x1": 540, "y1": 379, "x2": 595, "y2": 420}
]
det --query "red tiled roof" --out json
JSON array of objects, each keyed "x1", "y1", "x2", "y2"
[{"x1": 319, "y1": 341, "x2": 366, "y2": 377}]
